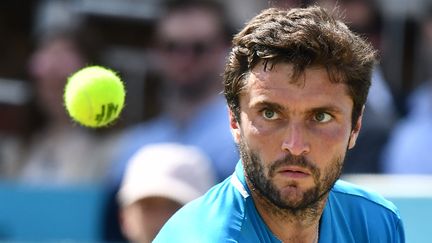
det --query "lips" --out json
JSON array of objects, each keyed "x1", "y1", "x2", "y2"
[{"x1": 277, "y1": 166, "x2": 311, "y2": 178}]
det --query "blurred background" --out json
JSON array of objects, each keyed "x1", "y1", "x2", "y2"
[{"x1": 0, "y1": 0, "x2": 431, "y2": 242}]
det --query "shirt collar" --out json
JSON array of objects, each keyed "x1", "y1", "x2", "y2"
[{"x1": 231, "y1": 160, "x2": 251, "y2": 198}]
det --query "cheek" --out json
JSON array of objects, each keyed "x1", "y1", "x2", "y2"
[
  {"x1": 241, "y1": 117, "x2": 283, "y2": 162},
  {"x1": 325, "y1": 125, "x2": 351, "y2": 145},
  {"x1": 312, "y1": 125, "x2": 347, "y2": 142},
  {"x1": 243, "y1": 111, "x2": 278, "y2": 136},
  {"x1": 122, "y1": 206, "x2": 146, "y2": 239},
  {"x1": 242, "y1": 116, "x2": 273, "y2": 145},
  {"x1": 309, "y1": 125, "x2": 351, "y2": 161}
]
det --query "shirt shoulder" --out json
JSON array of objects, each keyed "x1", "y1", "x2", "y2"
[
  {"x1": 332, "y1": 180, "x2": 400, "y2": 216},
  {"x1": 153, "y1": 176, "x2": 246, "y2": 242},
  {"x1": 322, "y1": 180, "x2": 405, "y2": 243}
]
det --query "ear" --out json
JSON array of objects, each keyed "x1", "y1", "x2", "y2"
[
  {"x1": 348, "y1": 106, "x2": 364, "y2": 149},
  {"x1": 228, "y1": 107, "x2": 241, "y2": 143}
]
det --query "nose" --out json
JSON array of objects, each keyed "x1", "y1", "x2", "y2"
[{"x1": 281, "y1": 122, "x2": 311, "y2": 156}]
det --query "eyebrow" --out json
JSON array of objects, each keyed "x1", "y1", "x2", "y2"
[
  {"x1": 251, "y1": 101, "x2": 344, "y2": 114},
  {"x1": 309, "y1": 106, "x2": 343, "y2": 114},
  {"x1": 250, "y1": 101, "x2": 284, "y2": 111}
]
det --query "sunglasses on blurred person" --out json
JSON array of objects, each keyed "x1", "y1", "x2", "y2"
[{"x1": 159, "y1": 39, "x2": 219, "y2": 57}]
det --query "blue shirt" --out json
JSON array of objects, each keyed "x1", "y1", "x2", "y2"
[
  {"x1": 110, "y1": 96, "x2": 238, "y2": 184},
  {"x1": 154, "y1": 161, "x2": 405, "y2": 243}
]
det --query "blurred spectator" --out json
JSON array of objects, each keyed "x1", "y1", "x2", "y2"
[
  {"x1": 316, "y1": 0, "x2": 398, "y2": 173},
  {"x1": 381, "y1": 11, "x2": 432, "y2": 174},
  {"x1": 109, "y1": 0, "x2": 238, "y2": 185},
  {"x1": 381, "y1": 82, "x2": 432, "y2": 174},
  {"x1": 0, "y1": 94, "x2": 29, "y2": 179},
  {"x1": 117, "y1": 143, "x2": 215, "y2": 243},
  {"x1": 0, "y1": 2, "x2": 34, "y2": 179},
  {"x1": 103, "y1": 2, "x2": 237, "y2": 240},
  {"x1": 0, "y1": 130, "x2": 24, "y2": 179},
  {"x1": 412, "y1": 6, "x2": 432, "y2": 92},
  {"x1": 18, "y1": 31, "x2": 111, "y2": 185}
]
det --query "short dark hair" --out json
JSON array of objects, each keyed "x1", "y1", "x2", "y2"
[
  {"x1": 223, "y1": 6, "x2": 376, "y2": 128},
  {"x1": 160, "y1": 0, "x2": 232, "y2": 41}
]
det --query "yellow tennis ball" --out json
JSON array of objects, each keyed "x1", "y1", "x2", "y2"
[{"x1": 64, "y1": 66, "x2": 125, "y2": 127}]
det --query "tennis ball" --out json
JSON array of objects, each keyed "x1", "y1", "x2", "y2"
[{"x1": 64, "y1": 66, "x2": 125, "y2": 128}]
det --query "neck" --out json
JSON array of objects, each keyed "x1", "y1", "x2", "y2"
[{"x1": 248, "y1": 181, "x2": 326, "y2": 243}]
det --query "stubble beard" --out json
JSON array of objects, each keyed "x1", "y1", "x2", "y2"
[{"x1": 239, "y1": 139, "x2": 344, "y2": 219}]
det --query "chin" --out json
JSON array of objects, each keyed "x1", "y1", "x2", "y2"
[
  {"x1": 279, "y1": 186, "x2": 308, "y2": 206},
  {"x1": 271, "y1": 181, "x2": 321, "y2": 210}
]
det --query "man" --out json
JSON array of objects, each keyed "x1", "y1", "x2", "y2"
[
  {"x1": 111, "y1": 0, "x2": 237, "y2": 184},
  {"x1": 154, "y1": 6, "x2": 405, "y2": 243},
  {"x1": 118, "y1": 143, "x2": 215, "y2": 242},
  {"x1": 315, "y1": 0, "x2": 398, "y2": 174},
  {"x1": 21, "y1": 31, "x2": 109, "y2": 184},
  {"x1": 103, "y1": 2, "x2": 236, "y2": 240}
]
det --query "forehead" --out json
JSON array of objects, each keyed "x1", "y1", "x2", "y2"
[
  {"x1": 158, "y1": 8, "x2": 222, "y2": 40},
  {"x1": 242, "y1": 63, "x2": 353, "y2": 109}
]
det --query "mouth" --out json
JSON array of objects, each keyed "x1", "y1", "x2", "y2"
[{"x1": 277, "y1": 166, "x2": 311, "y2": 179}]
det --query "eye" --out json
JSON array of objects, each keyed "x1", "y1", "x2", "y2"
[
  {"x1": 262, "y1": 109, "x2": 279, "y2": 120},
  {"x1": 313, "y1": 112, "x2": 332, "y2": 123}
]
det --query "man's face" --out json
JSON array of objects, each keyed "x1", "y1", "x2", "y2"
[
  {"x1": 29, "y1": 38, "x2": 84, "y2": 121},
  {"x1": 156, "y1": 8, "x2": 226, "y2": 89},
  {"x1": 121, "y1": 197, "x2": 182, "y2": 243},
  {"x1": 230, "y1": 63, "x2": 361, "y2": 210}
]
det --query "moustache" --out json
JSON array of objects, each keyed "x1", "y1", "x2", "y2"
[{"x1": 268, "y1": 154, "x2": 318, "y2": 178}]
